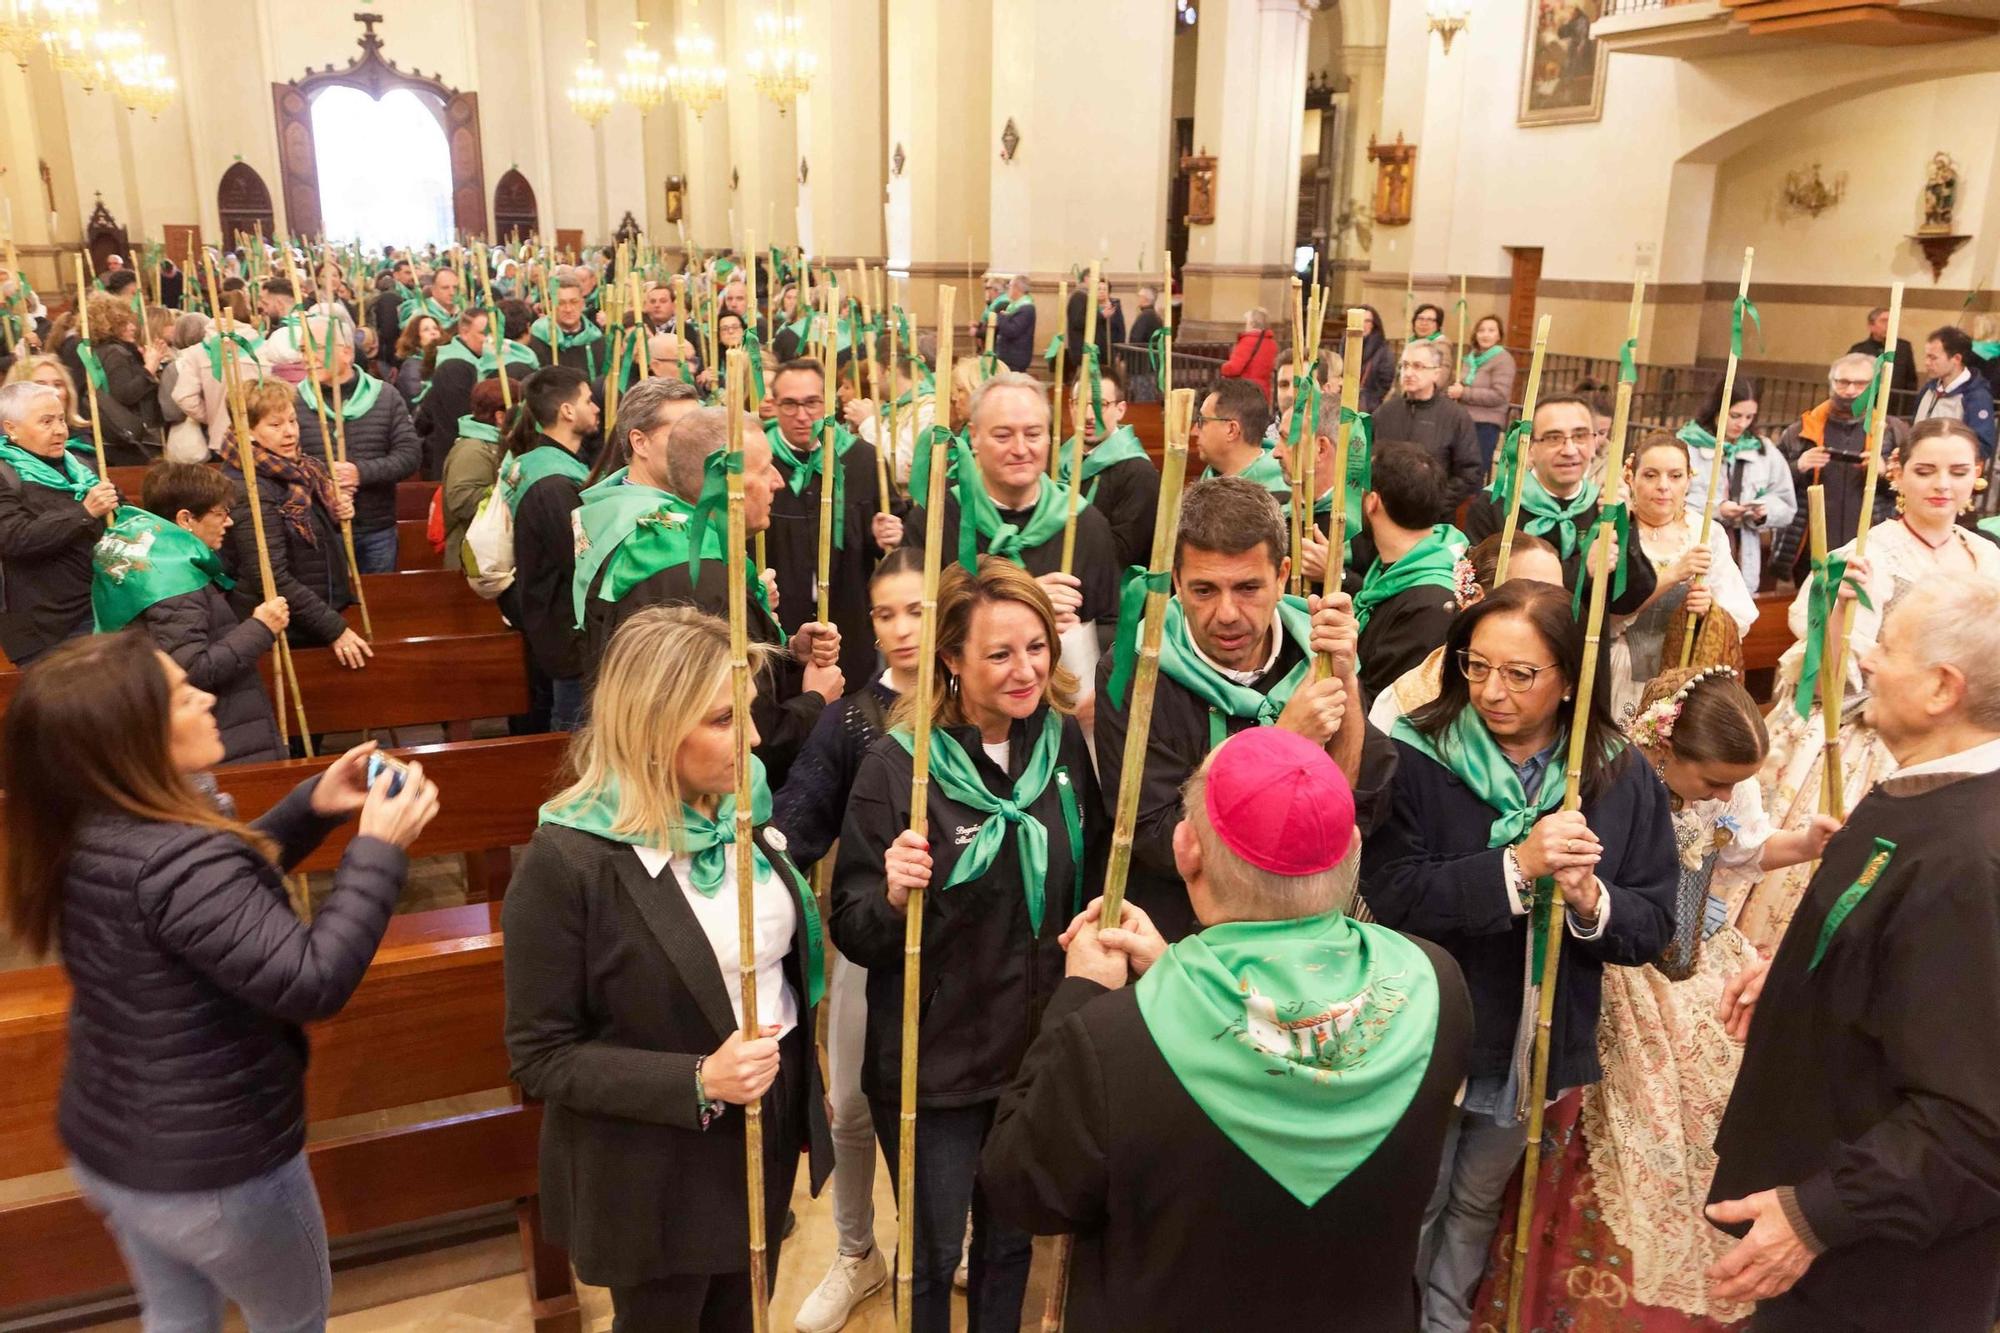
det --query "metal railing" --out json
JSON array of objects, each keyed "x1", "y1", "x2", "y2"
[{"x1": 1110, "y1": 341, "x2": 1230, "y2": 403}]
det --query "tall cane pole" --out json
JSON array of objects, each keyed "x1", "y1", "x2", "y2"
[
  {"x1": 1288, "y1": 277, "x2": 1308, "y2": 594},
  {"x1": 1038, "y1": 390, "x2": 1193, "y2": 1333},
  {"x1": 1049, "y1": 279, "x2": 1070, "y2": 481},
  {"x1": 1059, "y1": 262, "x2": 1102, "y2": 574},
  {"x1": 863, "y1": 264, "x2": 892, "y2": 514},
  {"x1": 720, "y1": 349, "x2": 771, "y2": 1333},
  {"x1": 1679, "y1": 247, "x2": 1755, "y2": 666},
  {"x1": 896, "y1": 285, "x2": 955, "y2": 1333},
  {"x1": 1492, "y1": 316, "x2": 1554, "y2": 587},
  {"x1": 72, "y1": 254, "x2": 108, "y2": 480},
  {"x1": 280, "y1": 248, "x2": 365, "y2": 631},
  {"x1": 1818, "y1": 281, "x2": 1902, "y2": 818},
  {"x1": 1312, "y1": 314, "x2": 1368, "y2": 677},
  {"x1": 1806, "y1": 486, "x2": 1842, "y2": 819},
  {"x1": 1502, "y1": 324, "x2": 1640, "y2": 1333}
]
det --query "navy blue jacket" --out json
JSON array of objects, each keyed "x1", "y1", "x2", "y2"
[{"x1": 1359, "y1": 738, "x2": 1677, "y2": 1092}]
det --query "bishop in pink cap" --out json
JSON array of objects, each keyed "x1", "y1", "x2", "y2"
[{"x1": 1200, "y1": 724, "x2": 1357, "y2": 879}]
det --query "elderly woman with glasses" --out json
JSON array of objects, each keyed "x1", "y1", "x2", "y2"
[{"x1": 1359, "y1": 577, "x2": 1677, "y2": 1333}]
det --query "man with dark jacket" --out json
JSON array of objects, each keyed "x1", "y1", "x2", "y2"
[
  {"x1": 992, "y1": 275, "x2": 1037, "y2": 372},
  {"x1": 0, "y1": 381, "x2": 119, "y2": 664},
  {"x1": 1772, "y1": 352, "x2": 1905, "y2": 577},
  {"x1": 530, "y1": 276, "x2": 608, "y2": 379},
  {"x1": 1353, "y1": 442, "x2": 1467, "y2": 704},
  {"x1": 1065, "y1": 278, "x2": 1126, "y2": 372},
  {"x1": 505, "y1": 366, "x2": 598, "y2": 731},
  {"x1": 294, "y1": 314, "x2": 422, "y2": 574},
  {"x1": 1056, "y1": 362, "x2": 1158, "y2": 570},
  {"x1": 1369, "y1": 338, "x2": 1483, "y2": 522},
  {"x1": 1915, "y1": 324, "x2": 1997, "y2": 459},
  {"x1": 1847, "y1": 305, "x2": 1918, "y2": 416},
  {"x1": 983, "y1": 727, "x2": 1471, "y2": 1333},
  {"x1": 418, "y1": 303, "x2": 541, "y2": 476}
]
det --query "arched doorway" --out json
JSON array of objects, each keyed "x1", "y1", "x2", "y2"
[
  {"x1": 217, "y1": 162, "x2": 276, "y2": 242},
  {"x1": 493, "y1": 169, "x2": 538, "y2": 243},
  {"x1": 269, "y1": 13, "x2": 485, "y2": 242},
  {"x1": 312, "y1": 86, "x2": 453, "y2": 251}
]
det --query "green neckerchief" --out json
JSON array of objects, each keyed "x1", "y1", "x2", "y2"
[
  {"x1": 398, "y1": 294, "x2": 455, "y2": 327},
  {"x1": 1515, "y1": 473, "x2": 1600, "y2": 560},
  {"x1": 889, "y1": 708, "x2": 1076, "y2": 933},
  {"x1": 298, "y1": 371, "x2": 385, "y2": 422},
  {"x1": 1414, "y1": 330, "x2": 1445, "y2": 343},
  {"x1": 1203, "y1": 448, "x2": 1291, "y2": 499},
  {"x1": 0, "y1": 438, "x2": 97, "y2": 499},
  {"x1": 1390, "y1": 710, "x2": 1568, "y2": 848},
  {"x1": 393, "y1": 280, "x2": 421, "y2": 310},
  {"x1": 498, "y1": 442, "x2": 589, "y2": 517},
  {"x1": 91, "y1": 507, "x2": 234, "y2": 632},
  {"x1": 1676, "y1": 418, "x2": 1761, "y2": 466},
  {"x1": 906, "y1": 425, "x2": 964, "y2": 511},
  {"x1": 529, "y1": 316, "x2": 605, "y2": 378},
  {"x1": 1056, "y1": 424, "x2": 1149, "y2": 499},
  {"x1": 1000, "y1": 293, "x2": 1032, "y2": 313},
  {"x1": 537, "y1": 758, "x2": 823, "y2": 1007},
  {"x1": 1355, "y1": 525, "x2": 1467, "y2": 634},
  {"x1": 1974, "y1": 339, "x2": 2000, "y2": 362},
  {"x1": 1808, "y1": 838, "x2": 1895, "y2": 974},
  {"x1": 202, "y1": 330, "x2": 263, "y2": 382},
  {"x1": 1136, "y1": 908, "x2": 1441, "y2": 1206},
  {"x1": 1136, "y1": 595, "x2": 1313, "y2": 746},
  {"x1": 571, "y1": 467, "x2": 772, "y2": 628},
  {"x1": 434, "y1": 336, "x2": 541, "y2": 378},
  {"x1": 763, "y1": 417, "x2": 853, "y2": 548},
  {"x1": 951, "y1": 445, "x2": 1076, "y2": 573},
  {"x1": 457, "y1": 416, "x2": 502, "y2": 444},
  {"x1": 1460, "y1": 343, "x2": 1505, "y2": 385}
]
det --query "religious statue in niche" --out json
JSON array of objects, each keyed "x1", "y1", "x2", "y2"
[
  {"x1": 1367, "y1": 134, "x2": 1415, "y2": 228},
  {"x1": 664, "y1": 176, "x2": 685, "y2": 225},
  {"x1": 1181, "y1": 149, "x2": 1217, "y2": 227},
  {"x1": 1519, "y1": 0, "x2": 1607, "y2": 127},
  {"x1": 1919, "y1": 152, "x2": 1959, "y2": 235}
]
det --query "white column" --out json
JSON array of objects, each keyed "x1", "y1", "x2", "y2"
[
  {"x1": 724, "y1": 0, "x2": 800, "y2": 255},
  {"x1": 884, "y1": 0, "x2": 992, "y2": 317},
  {"x1": 1184, "y1": 0, "x2": 1311, "y2": 325},
  {"x1": 797, "y1": 0, "x2": 883, "y2": 266}
]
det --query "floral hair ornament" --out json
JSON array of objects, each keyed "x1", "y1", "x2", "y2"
[
  {"x1": 1628, "y1": 664, "x2": 1739, "y2": 749},
  {"x1": 1451, "y1": 555, "x2": 1482, "y2": 610}
]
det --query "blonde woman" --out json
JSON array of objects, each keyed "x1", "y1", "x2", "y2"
[
  {"x1": 505, "y1": 606, "x2": 830, "y2": 1333},
  {"x1": 832, "y1": 557, "x2": 1107, "y2": 1333}
]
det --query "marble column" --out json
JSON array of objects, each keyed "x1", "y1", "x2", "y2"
[
  {"x1": 797, "y1": 0, "x2": 885, "y2": 267},
  {"x1": 884, "y1": 0, "x2": 992, "y2": 324},
  {"x1": 724, "y1": 0, "x2": 800, "y2": 255}
]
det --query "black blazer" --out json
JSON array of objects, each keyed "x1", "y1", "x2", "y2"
[{"x1": 503, "y1": 822, "x2": 832, "y2": 1287}]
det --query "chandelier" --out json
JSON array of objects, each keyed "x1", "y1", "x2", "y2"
[
  {"x1": 666, "y1": 6, "x2": 726, "y2": 119},
  {"x1": 111, "y1": 45, "x2": 173, "y2": 116},
  {"x1": 746, "y1": 9, "x2": 815, "y2": 114},
  {"x1": 38, "y1": 0, "x2": 98, "y2": 79},
  {"x1": 566, "y1": 39, "x2": 615, "y2": 127},
  {"x1": 616, "y1": 19, "x2": 666, "y2": 112},
  {"x1": 1, "y1": 0, "x2": 52, "y2": 67},
  {"x1": 1425, "y1": 0, "x2": 1470, "y2": 54},
  {"x1": 76, "y1": 15, "x2": 135, "y2": 93}
]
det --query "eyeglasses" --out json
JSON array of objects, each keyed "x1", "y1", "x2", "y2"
[
  {"x1": 1533, "y1": 429, "x2": 1595, "y2": 448},
  {"x1": 775, "y1": 396, "x2": 825, "y2": 414},
  {"x1": 1397, "y1": 360, "x2": 1436, "y2": 372},
  {"x1": 1192, "y1": 413, "x2": 1234, "y2": 431},
  {"x1": 1457, "y1": 650, "x2": 1560, "y2": 693}
]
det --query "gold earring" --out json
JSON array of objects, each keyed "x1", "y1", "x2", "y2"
[{"x1": 1895, "y1": 491, "x2": 1907, "y2": 515}]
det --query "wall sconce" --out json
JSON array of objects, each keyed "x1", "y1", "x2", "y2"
[
  {"x1": 1426, "y1": 0, "x2": 1470, "y2": 54},
  {"x1": 1778, "y1": 162, "x2": 1846, "y2": 222}
]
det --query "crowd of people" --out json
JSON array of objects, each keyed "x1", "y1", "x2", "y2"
[{"x1": 0, "y1": 238, "x2": 1997, "y2": 1333}]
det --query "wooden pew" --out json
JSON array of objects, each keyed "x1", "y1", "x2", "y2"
[
  {"x1": 0, "y1": 903, "x2": 580, "y2": 1331},
  {"x1": 262, "y1": 632, "x2": 530, "y2": 738},
  {"x1": 344, "y1": 570, "x2": 506, "y2": 638},
  {"x1": 398, "y1": 479, "x2": 438, "y2": 522},
  {"x1": 398, "y1": 518, "x2": 441, "y2": 570},
  {"x1": 1742, "y1": 591, "x2": 1794, "y2": 704}
]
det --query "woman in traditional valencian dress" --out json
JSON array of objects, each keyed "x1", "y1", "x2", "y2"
[
  {"x1": 1608, "y1": 432, "x2": 1758, "y2": 726},
  {"x1": 1747, "y1": 416, "x2": 2000, "y2": 943},
  {"x1": 1470, "y1": 667, "x2": 1838, "y2": 1332}
]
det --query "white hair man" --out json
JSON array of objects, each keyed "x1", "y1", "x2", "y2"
[
  {"x1": 0, "y1": 381, "x2": 120, "y2": 662},
  {"x1": 1773, "y1": 351, "x2": 1911, "y2": 564},
  {"x1": 1708, "y1": 576, "x2": 2000, "y2": 1331},
  {"x1": 982, "y1": 725, "x2": 1470, "y2": 1330}
]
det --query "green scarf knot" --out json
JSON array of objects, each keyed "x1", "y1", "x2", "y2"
[
  {"x1": 1847, "y1": 349, "x2": 1896, "y2": 429},
  {"x1": 1792, "y1": 548, "x2": 1873, "y2": 720},
  {"x1": 950, "y1": 439, "x2": 1075, "y2": 574},
  {"x1": 764, "y1": 418, "x2": 850, "y2": 549},
  {"x1": 1515, "y1": 474, "x2": 1601, "y2": 560},
  {"x1": 0, "y1": 438, "x2": 97, "y2": 499},
  {"x1": 1106, "y1": 566, "x2": 1173, "y2": 706},
  {"x1": 1460, "y1": 343, "x2": 1504, "y2": 386},
  {"x1": 1146, "y1": 325, "x2": 1171, "y2": 379},
  {"x1": 1355, "y1": 525, "x2": 1466, "y2": 634},
  {"x1": 1142, "y1": 595, "x2": 1315, "y2": 735},
  {"x1": 1568, "y1": 500, "x2": 1629, "y2": 615},
  {"x1": 1390, "y1": 710, "x2": 1571, "y2": 849},
  {"x1": 1618, "y1": 336, "x2": 1638, "y2": 385}
]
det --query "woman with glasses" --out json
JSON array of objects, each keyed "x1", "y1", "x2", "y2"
[
  {"x1": 1677, "y1": 375, "x2": 1796, "y2": 590},
  {"x1": 1360, "y1": 577, "x2": 1677, "y2": 1333}
]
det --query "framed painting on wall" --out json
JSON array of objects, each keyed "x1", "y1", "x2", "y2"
[{"x1": 1518, "y1": 0, "x2": 1608, "y2": 127}]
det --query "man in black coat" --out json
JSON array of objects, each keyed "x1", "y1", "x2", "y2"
[
  {"x1": 1770, "y1": 352, "x2": 1905, "y2": 576},
  {"x1": 0, "y1": 381, "x2": 120, "y2": 663},
  {"x1": 1370, "y1": 338, "x2": 1483, "y2": 522},
  {"x1": 506, "y1": 367, "x2": 599, "y2": 732},
  {"x1": 1056, "y1": 361, "x2": 1158, "y2": 570},
  {"x1": 982, "y1": 726, "x2": 1471, "y2": 1333},
  {"x1": 1065, "y1": 278, "x2": 1127, "y2": 372},
  {"x1": 761, "y1": 359, "x2": 890, "y2": 689},
  {"x1": 992, "y1": 275, "x2": 1037, "y2": 372},
  {"x1": 530, "y1": 275, "x2": 608, "y2": 379},
  {"x1": 1707, "y1": 580, "x2": 2000, "y2": 1333},
  {"x1": 1459, "y1": 394, "x2": 1656, "y2": 616},
  {"x1": 574, "y1": 404, "x2": 842, "y2": 785},
  {"x1": 1354, "y1": 443, "x2": 1466, "y2": 705},
  {"x1": 293, "y1": 315, "x2": 422, "y2": 574},
  {"x1": 1847, "y1": 304, "x2": 1918, "y2": 416},
  {"x1": 1094, "y1": 477, "x2": 1396, "y2": 942}
]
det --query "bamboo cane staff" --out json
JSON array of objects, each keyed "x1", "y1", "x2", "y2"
[
  {"x1": 850, "y1": 264, "x2": 869, "y2": 411},
  {"x1": 1492, "y1": 316, "x2": 1554, "y2": 587},
  {"x1": 885, "y1": 272, "x2": 904, "y2": 506},
  {"x1": 474, "y1": 242, "x2": 514, "y2": 416},
  {"x1": 1817, "y1": 283, "x2": 1903, "y2": 819},
  {"x1": 1806, "y1": 486, "x2": 1841, "y2": 819},
  {"x1": 982, "y1": 309, "x2": 997, "y2": 379},
  {"x1": 71, "y1": 254, "x2": 109, "y2": 479},
  {"x1": 896, "y1": 285, "x2": 955, "y2": 1333},
  {"x1": 207, "y1": 249, "x2": 309, "y2": 754},
  {"x1": 862, "y1": 263, "x2": 892, "y2": 515},
  {"x1": 1059, "y1": 262, "x2": 1103, "y2": 573},
  {"x1": 1454, "y1": 273, "x2": 1469, "y2": 380},
  {"x1": 1048, "y1": 279, "x2": 1071, "y2": 480},
  {"x1": 1312, "y1": 314, "x2": 1367, "y2": 679},
  {"x1": 1288, "y1": 277, "x2": 1308, "y2": 594},
  {"x1": 1679, "y1": 247, "x2": 1756, "y2": 667},
  {"x1": 325, "y1": 319, "x2": 374, "y2": 642},
  {"x1": 1039, "y1": 387, "x2": 1195, "y2": 1333},
  {"x1": 816, "y1": 375, "x2": 837, "y2": 629},
  {"x1": 1299, "y1": 281, "x2": 1328, "y2": 577},
  {"x1": 1503, "y1": 322, "x2": 1640, "y2": 1333},
  {"x1": 717, "y1": 347, "x2": 772, "y2": 1333}
]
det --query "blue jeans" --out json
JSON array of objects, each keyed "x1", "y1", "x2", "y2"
[
  {"x1": 70, "y1": 1152, "x2": 330, "y2": 1333},
  {"x1": 550, "y1": 676, "x2": 585, "y2": 732},
  {"x1": 870, "y1": 1098, "x2": 1032, "y2": 1333},
  {"x1": 351, "y1": 523, "x2": 398, "y2": 574},
  {"x1": 1474, "y1": 420, "x2": 1503, "y2": 472}
]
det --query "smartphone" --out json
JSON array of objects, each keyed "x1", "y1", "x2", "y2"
[{"x1": 365, "y1": 751, "x2": 411, "y2": 797}]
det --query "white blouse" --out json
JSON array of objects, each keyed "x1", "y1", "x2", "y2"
[{"x1": 632, "y1": 845, "x2": 800, "y2": 1038}]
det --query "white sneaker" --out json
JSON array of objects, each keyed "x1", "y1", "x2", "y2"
[{"x1": 794, "y1": 1246, "x2": 888, "y2": 1333}]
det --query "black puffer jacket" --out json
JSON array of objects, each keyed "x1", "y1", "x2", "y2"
[
  {"x1": 831, "y1": 706, "x2": 1107, "y2": 1108},
  {"x1": 135, "y1": 583, "x2": 283, "y2": 763},
  {"x1": 220, "y1": 460, "x2": 352, "y2": 647},
  {"x1": 0, "y1": 460, "x2": 101, "y2": 664},
  {"x1": 295, "y1": 372, "x2": 423, "y2": 536},
  {"x1": 92, "y1": 339, "x2": 161, "y2": 466},
  {"x1": 56, "y1": 778, "x2": 407, "y2": 1192}
]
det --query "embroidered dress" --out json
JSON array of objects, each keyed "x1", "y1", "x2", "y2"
[{"x1": 1609, "y1": 510, "x2": 1757, "y2": 725}]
